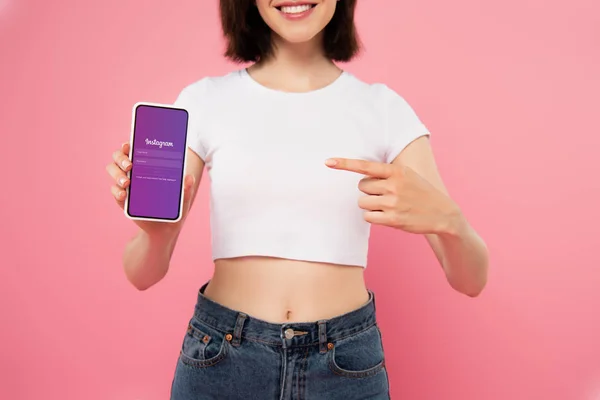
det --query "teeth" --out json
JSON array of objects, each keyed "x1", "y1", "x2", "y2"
[{"x1": 280, "y1": 4, "x2": 312, "y2": 14}]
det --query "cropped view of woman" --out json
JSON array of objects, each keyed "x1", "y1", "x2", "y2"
[{"x1": 106, "y1": 0, "x2": 489, "y2": 399}]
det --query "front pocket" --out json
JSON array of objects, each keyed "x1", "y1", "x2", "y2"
[
  {"x1": 179, "y1": 318, "x2": 229, "y2": 368},
  {"x1": 328, "y1": 324, "x2": 386, "y2": 379}
]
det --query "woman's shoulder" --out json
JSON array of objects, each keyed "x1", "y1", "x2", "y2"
[{"x1": 342, "y1": 72, "x2": 406, "y2": 103}]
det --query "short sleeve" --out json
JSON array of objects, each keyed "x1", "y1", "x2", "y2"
[
  {"x1": 173, "y1": 81, "x2": 208, "y2": 161},
  {"x1": 382, "y1": 85, "x2": 430, "y2": 163}
]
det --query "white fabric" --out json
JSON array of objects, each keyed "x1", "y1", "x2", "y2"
[{"x1": 174, "y1": 69, "x2": 430, "y2": 267}]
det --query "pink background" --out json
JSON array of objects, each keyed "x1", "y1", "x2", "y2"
[{"x1": 1, "y1": 0, "x2": 599, "y2": 399}]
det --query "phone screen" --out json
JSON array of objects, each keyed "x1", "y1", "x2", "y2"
[{"x1": 126, "y1": 104, "x2": 188, "y2": 221}]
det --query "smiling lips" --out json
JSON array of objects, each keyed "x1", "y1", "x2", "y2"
[{"x1": 275, "y1": 2, "x2": 317, "y2": 20}]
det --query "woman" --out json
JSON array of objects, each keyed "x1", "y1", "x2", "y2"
[{"x1": 106, "y1": 1, "x2": 489, "y2": 398}]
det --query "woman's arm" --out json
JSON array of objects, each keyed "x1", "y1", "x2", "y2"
[
  {"x1": 122, "y1": 149, "x2": 204, "y2": 290},
  {"x1": 393, "y1": 137, "x2": 489, "y2": 297}
]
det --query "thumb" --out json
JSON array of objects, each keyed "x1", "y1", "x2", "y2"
[{"x1": 182, "y1": 174, "x2": 196, "y2": 205}]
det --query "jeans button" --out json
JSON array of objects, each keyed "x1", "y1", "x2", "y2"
[{"x1": 284, "y1": 328, "x2": 294, "y2": 339}]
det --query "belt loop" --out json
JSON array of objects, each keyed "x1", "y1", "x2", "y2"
[
  {"x1": 232, "y1": 312, "x2": 247, "y2": 347},
  {"x1": 317, "y1": 320, "x2": 328, "y2": 354}
]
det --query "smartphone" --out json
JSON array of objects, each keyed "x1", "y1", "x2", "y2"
[{"x1": 124, "y1": 102, "x2": 189, "y2": 223}]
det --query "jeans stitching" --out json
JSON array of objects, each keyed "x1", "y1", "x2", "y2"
[
  {"x1": 327, "y1": 324, "x2": 385, "y2": 379},
  {"x1": 180, "y1": 340, "x2": 229, "y2": 369},
  {"x1": 328, "y1": 352, "x2": 385, "y2": 379},
  {"x1": 298, "y1": 346, "x2": 309, "y2": 400}
]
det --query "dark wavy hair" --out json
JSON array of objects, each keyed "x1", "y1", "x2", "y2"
[{"x1": 219, "y1": 0, "x2": 361, "y2": 63}]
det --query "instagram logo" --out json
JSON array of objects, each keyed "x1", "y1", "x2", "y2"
[{"x1": 145, "y1": 138, "x2": 174, "y2": 149}]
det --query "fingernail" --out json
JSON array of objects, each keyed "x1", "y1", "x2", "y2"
[
  {"x1": 119, "y1": 177, "x2": 127, "y2": 187},
  {"x1": 325, "y1": 159, "x2": 337, "y2": 167},
  {"x1": 122, "y1": 160, "x2": 131, "y2": 168}
]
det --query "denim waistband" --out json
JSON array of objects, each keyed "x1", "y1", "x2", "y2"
[{"x1": 192, "y1": 281, "x2": 378, "y2": 351}]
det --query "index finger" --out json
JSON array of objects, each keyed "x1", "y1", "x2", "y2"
[{"x1": 325, "y1": 158, "x2": 393, "y2": 178}]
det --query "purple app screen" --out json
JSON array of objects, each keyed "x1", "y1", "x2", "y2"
[{"x1": 127, "y1": 104, "x2": 188, "y2": 220}]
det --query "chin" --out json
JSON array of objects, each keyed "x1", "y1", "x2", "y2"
[{"x1": 277, "y1": 29, "x2": 320, "y2": 44}]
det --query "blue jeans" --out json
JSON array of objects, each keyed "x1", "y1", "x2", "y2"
[{"x1": 170, "y1": 282, "x2": 391, "y2": 399}]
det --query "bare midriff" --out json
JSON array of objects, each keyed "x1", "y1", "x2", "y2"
[{"x1": 203, "y1": 256, "x2": 370, "y2": 324}]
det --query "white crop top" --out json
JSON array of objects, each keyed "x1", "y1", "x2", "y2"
[{"x1": 174, "y1": 69, "x2": 430, "y2": 267}]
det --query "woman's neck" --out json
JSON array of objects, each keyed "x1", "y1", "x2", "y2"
[{"x1": 247, "y1": 34, "x2": 343, "y2": 92}]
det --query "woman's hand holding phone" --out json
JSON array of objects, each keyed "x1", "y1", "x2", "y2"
[{"x1": 106, "y1": 142, "x2": 196, "y2": 235}]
